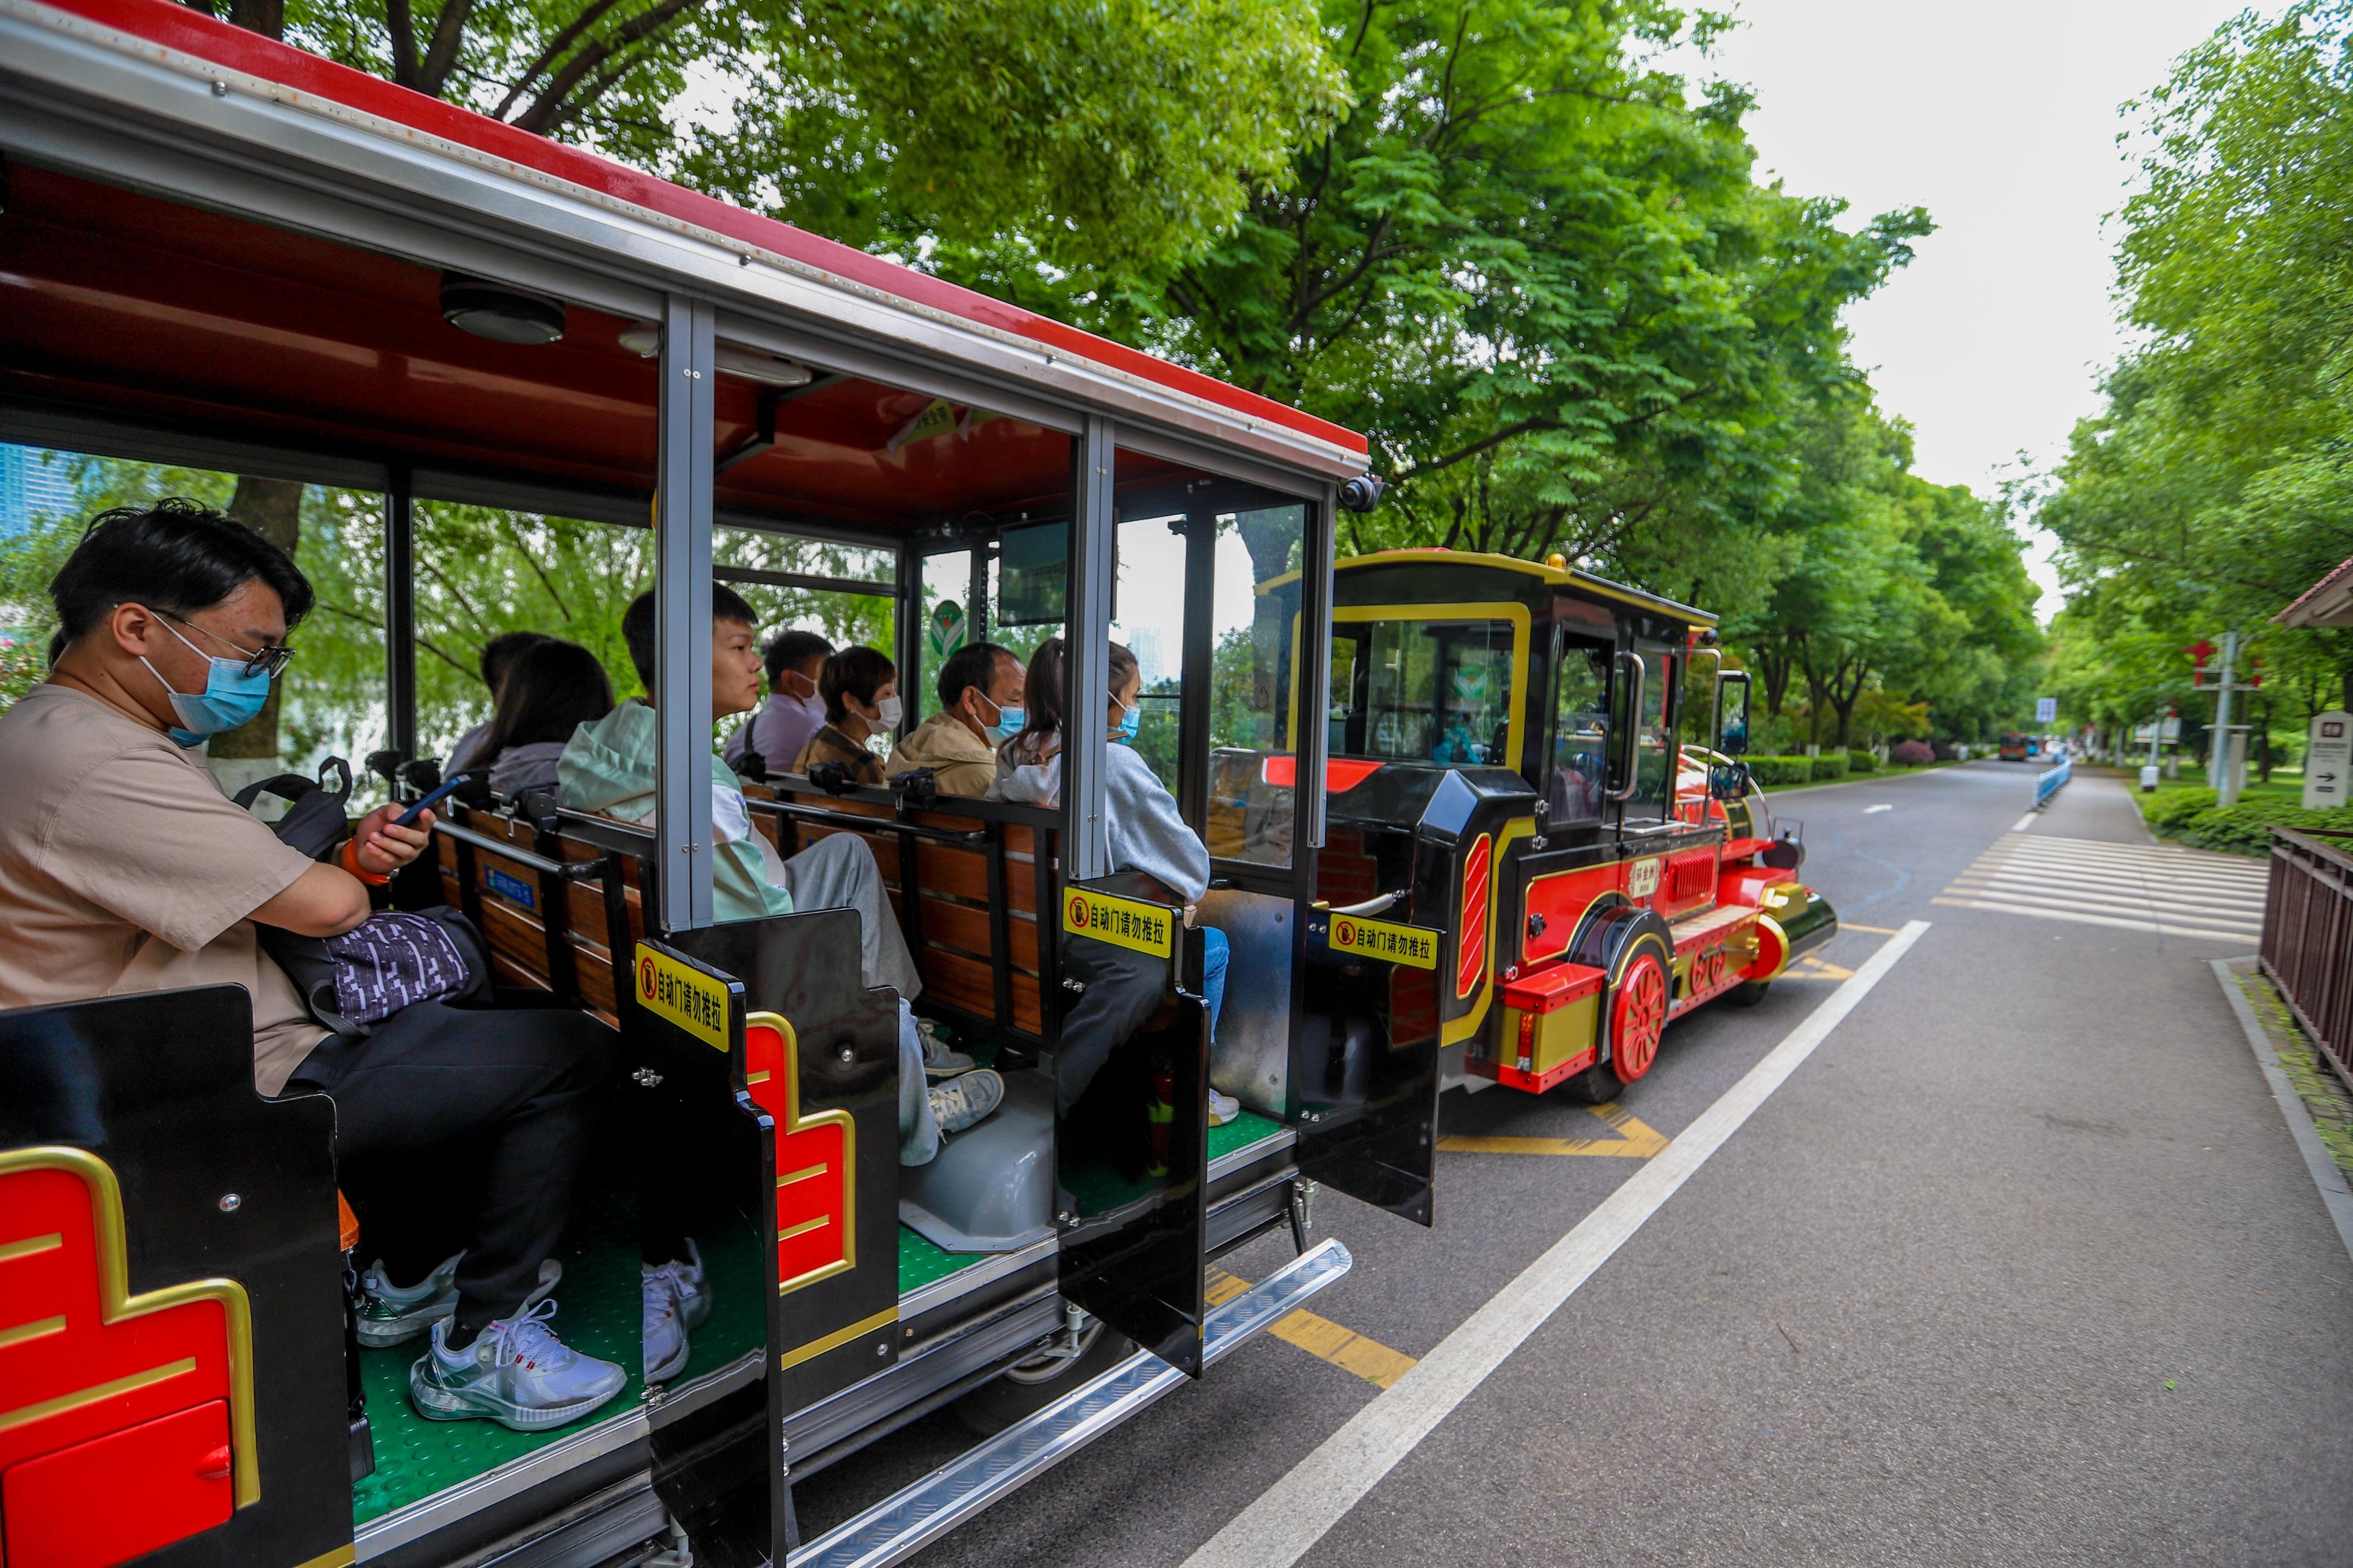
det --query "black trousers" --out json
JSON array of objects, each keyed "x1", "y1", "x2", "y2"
[
  {"x1": 290, "y1": 1000, "x2": 617, "y2": 1325},
  {"x1": 1055, "y1": 936, "x2": 1169, "y2": 1118}
]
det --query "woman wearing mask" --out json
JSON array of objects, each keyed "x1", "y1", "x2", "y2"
[
  {"x1": 998, "y1": 638, "x2": 1236, "y2": 1125},
  {"x1": 793, "y1": 645, "x2": 896, "y2": 785}
]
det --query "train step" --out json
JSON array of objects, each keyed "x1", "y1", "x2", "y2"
[{"x1": 789, "y1": 1238, "x2": 1356, "y2": 1568}]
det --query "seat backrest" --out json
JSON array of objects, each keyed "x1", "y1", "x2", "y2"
[
  {"x1": 744, "y1": 782, "x2": 1059, "y2": 1041},
  {"x1": 432, "y1": 803, "x2": 634, "y2": 1027}
]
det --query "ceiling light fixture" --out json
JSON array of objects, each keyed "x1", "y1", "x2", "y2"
[{"x1": 439, "y1": 273, "x2": 566, "y2": 345}]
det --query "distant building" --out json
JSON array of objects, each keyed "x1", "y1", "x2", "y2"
[{"x1": 0, "y1": 445, "x2": 78, "y2": 537}]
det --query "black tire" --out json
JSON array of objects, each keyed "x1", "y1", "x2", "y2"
[
  {"x1": 1559, "y1": 1058, "x2": 1621, "y2": 1103},
  {"x1": 954, "y1": 1318, "x2": 1135, "y2": 1435},
  {"x1": 1727, "y1": 979, "x2": 1770, "y2": 1007}
]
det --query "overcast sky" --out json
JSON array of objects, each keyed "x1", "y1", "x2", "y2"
[{"x1": 1688, "y1": 0, "x2": 2256, "y2": 614}]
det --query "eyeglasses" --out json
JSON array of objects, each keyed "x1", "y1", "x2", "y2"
[{"x1": 157, "y1": 609, "x2": 297, "y2": 679}]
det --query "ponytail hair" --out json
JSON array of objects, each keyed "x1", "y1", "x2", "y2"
[{"x1": 1001, "y1": 637, "x2": 1140, "y2": 756}]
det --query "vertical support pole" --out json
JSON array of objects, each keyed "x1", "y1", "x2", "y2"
[
  {"x1": 1175, "y1": 510, "x2": 1216, "y2": 832},
  {"x1": 383, "y1": 472, "x2": 417, "y2": 761},
  {"x1": 655, "y1": 293, "x2": 717, "y2": 932},
  {"x1": 2212, "y1": 631, "x2": 2239, "y2": 803},
  {"x1": 1295, "y1": 488, "x2": 1337, "y2": 852},
  {"x1": 1065, "y1": 417, "x2": 1117, "y2": 880},
  {"x1": 894, "y1": 544, "x2": 919, "y2": 745},
  {"x1": 967, "y1": 542, "x2": 992, "y2": 648}
]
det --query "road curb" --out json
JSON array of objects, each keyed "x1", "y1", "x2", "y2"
[{"x1": 2213, "y1": 956, "x2": 2353, "y2": 1267}]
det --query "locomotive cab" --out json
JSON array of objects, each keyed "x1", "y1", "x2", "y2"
[{"x1": 1248, "y1": 550, "x2": 1837, "y2": 1111}]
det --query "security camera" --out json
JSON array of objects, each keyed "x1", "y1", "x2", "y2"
[{"x1": 1338, "y1": 474, "x2": 1385, "y2": 513}]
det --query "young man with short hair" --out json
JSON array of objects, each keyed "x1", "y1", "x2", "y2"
[
  {"x1": 723, "y1": 627, "x2": 831, "y2": 777},
  {"x1": 887, "y1": 641, "x2": 1024, "y2": 797},
  {"x1": 0, "y1": 500, "x2": 625, "y2": 1430},
  {"x1": 557, "y1": 587, "x2": 1002, "y2": 1372}
]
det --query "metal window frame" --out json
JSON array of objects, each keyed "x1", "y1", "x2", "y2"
[{"x1": 654, "y1": 293, "x2": 717, "y2": 930}]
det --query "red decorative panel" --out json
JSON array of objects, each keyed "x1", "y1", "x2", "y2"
[
  {"x1": 742, "y1": 1016, "x2": 856, "y2": 1296},
  {"x1": 0, "y1": 1150, "x2": 255, "y2": 1557},
  {"x1": 1456, "y1": 834, "x2": 1493, "y2": 1000},
  {"x1": 3, "y1": 1399, "x2": 233, "y2": 1568}
]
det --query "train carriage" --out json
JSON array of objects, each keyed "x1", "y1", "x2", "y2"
[{"x1": 0, "y1": 2, "x2": 1422, "y2": 1564}]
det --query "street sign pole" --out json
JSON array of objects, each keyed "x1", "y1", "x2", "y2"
[{"x1": 2209, "y1": 631, "x2": 2238, "y2": 799}]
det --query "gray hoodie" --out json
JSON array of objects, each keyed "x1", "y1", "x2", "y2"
[{"x1": 995, "y1": 741, "x2": 1208, "y2": 903}]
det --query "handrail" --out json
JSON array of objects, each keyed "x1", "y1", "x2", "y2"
[
  {"x1": 745, "y1": 796, "x2": 989, "y2": 848},
  {"x1": 435, "y1": 819, "x2": 602, "y2": 881},
  {"x1": 2262, "y1": 825, "x2": 2353, "y2": 1090},
  {"x1": 1606, "y1": 650, "x2": 1645, "y2": 803}
]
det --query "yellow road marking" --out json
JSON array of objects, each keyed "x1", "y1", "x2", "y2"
[
  {"x1": 1437, "y1": 1101, "x2": 1669, "y2": 1157},
  {"x1": 1205, "y1": 1270, "x2": 1418, "y2": 1389},
  {"x1": 1789, "y1": 955, "x2": 1855, "y2": 980},
  {"x1": 1840, "y1": 923, "x2": 1903, "y2": 936}
]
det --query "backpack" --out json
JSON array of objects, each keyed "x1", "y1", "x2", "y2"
[{"x1": 237, "y1": 759, "x2": 490, "y2": 1037}]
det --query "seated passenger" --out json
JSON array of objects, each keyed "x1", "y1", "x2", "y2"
[
  {"x1": 724, "y1": 628, "x2": 830, "y2": 778},
  {"x1": 886, "y1": 640, "x2": 1025, "y2": 797},
  {"x1": 446, "y1": 629, "x2": 551, "y2": 775},
  {"x1": 996, "y1": 638, "x2": 1236, "y2": 1125},
  {"x1": 481, "y1": 638, "x2": 614, "y2": 800},
  {"x1": 793, "y1": 645, "x2": 896, "y2": 784},
  {"x1": 0, "y1": 501, "x2": 625, "y2": 1430}
]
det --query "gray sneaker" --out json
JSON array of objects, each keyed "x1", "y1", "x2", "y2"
[
  {"x1": 641, "y1": 1240, "x2": 711, "y2": 1384},
  {"x1": 410, "y1": 1266, "x2": 625, "y2": 1431},
  {"x1": 929, "y1": 1068, "x2": 1005, "y2": 1136},
  {"x1": 355, "y1": 1252, "x2": 461, "y2": 1347},
  {"x1": 917, "y1": 1017, "x2": 977, "y2": 1079}
]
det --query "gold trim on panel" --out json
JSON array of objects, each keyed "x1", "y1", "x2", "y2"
[
  {"x1": 1442, "y1": 818, "x2": 1538, "y2": 1048},
  {"x1": 289, "y1": 1545, "x2": 358, "y2": 1568},
  {"x1": 746, "y1": 1012, "x2": 859, "y2": 1299},
  {"x1": 0, "y1": 1146, "x2": 260, "y2": 1506},
  {"x1": 777, "y1": 1163, "x2": 829, "y2": 1188},
  {"x1": 0, "y1": 1232, "x2": 63, "y2": 1264},
  {"x1": 0, "y1": 1313, "x2": 67, "y2": 1350},
  {"x1": 777, "y1": 1305, "x2": 900, "y2": 1373},
  {"x1": 0, "y1": 1357, "x2": 197, "y2": 1434}
]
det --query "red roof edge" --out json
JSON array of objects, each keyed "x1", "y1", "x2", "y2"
[
  {"x1": 2278, "y1": 556, "x2": 2353, "y2": 625},
  {"x1": 34, "y1": 0, "x2": 1368, "y2": 459}
]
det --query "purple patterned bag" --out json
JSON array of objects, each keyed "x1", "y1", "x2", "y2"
[{"x1": 323, "y1": 911, "x2": 489, "y2": 1027}]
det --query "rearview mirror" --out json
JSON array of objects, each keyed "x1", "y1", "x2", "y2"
[{"x1": 1714, "y1": 670, "x2": 1751, "y2": 756}]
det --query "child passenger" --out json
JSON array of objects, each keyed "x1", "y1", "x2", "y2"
[
  {"x1": 558, "y1": 587, "x2": 999, "y2": 1378},
  {"x1": 998, "y1": 638, "x2": 1236, "y2": 1125}
]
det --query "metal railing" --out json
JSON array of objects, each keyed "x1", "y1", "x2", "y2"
[
  {"x1": 2262, "y1": 826, "x2": 2353, "y2": 1084},
  {"x1": 2034, "y1": 752, "x2": 2071, "y2": 809}
]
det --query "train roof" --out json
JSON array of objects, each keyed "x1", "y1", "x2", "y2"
[
  {"x1": 1268, "y1": 549, "x2": 1716, "y2": 626},
  {"x1": 0, "y1": 0, "x2": 1366, "y2": 535}
]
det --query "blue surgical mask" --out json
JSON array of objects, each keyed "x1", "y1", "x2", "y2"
[
  {"x1": 1112, "y1": 697, "x2": 1141, "y2": 745},
  {"x1": 141, "y1": 618, "x2": 274, "y2": 746},
  {"x1": 985, "y1": 697, "x2": 1025, "y2": 743}
]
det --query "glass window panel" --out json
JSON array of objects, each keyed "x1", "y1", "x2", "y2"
[
  {"x1": 1107, "y1": 514, "x2": 1186, "y2": 794},
  {"x1": 1551, "y1": 637, "x2": 1611, "y2": 825},
  {"x1": 1206, "y1": 504, "x2": 1303, "y2": 867},
  {"x1": 915, "y1": 549, "x2": 973, "y2": 723},
  {"x1": 1328, "y1": 617, "x2": 1517, "y2": 768}
]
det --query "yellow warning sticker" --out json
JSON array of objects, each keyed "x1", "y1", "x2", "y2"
[
  {"x1": 1326, "y1": 913, "x2": 1440, "y2": 969},
  {"x1": 635, "y1": 943, "x2": 731, "y2": 1051},
  {"x1": 1062, "y1": 888, "x2": 1175, "y2": 958}
]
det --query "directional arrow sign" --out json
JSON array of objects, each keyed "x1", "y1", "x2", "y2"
[{"x1": 2306, "y1": 713, "x2": 2351, "y2": 810}]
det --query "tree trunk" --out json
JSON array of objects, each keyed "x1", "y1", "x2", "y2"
[{"x1": 207, "y1": 475, "x2": 303, "y2": 765}]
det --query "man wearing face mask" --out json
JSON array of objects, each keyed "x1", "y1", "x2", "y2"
[
  {"x1": 1, "y1": 500, "x2": 630, "y2": 1431},
  {"x1": 723, "y1": 628, "x2": 830, "y2": 778},
  {"x1": 885, "y1": 640, "x2": 1025, "y2": 797}
]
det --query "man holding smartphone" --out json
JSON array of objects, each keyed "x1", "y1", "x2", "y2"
[{"x1": 0, "y1": 500, "x2": 627, "y2": 1432}]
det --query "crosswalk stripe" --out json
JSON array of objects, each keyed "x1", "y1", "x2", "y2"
[
  {"x1": 1929, "y1": 896, "x2": 2257, "y2": 943},
  {"x1": 1940, "y1": 882, "x2": 2261, "y2": 931},
  {"x1": 1979, "y1": 847, "x2": 2268, "y2": 879},
  {"x1": 1948, "y1": 873, "x2": 2266, "y2": 916},
  {"x1": 1980, "y1": 835, "x2": 2266, "y2": 871}
]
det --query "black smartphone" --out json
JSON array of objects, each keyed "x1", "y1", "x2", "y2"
[{"x1": 393, "y1": 773, "x2": 472, "y2": 828}]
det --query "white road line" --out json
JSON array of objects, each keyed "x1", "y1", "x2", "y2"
[
  {"x1": 1949, "y1": 873, "x2": 2267, "y2": 917},
  {"x1": 1930, "y1": 895, "x2": 2255, "y2": 943},
  {"x1": 1180, "y1": 921, "x2": 1934, "y2": 1568},
  {"x1": 1862, "y1": 804, "x2": 1892, "y2": 815},
  {"x1": 1961, "y1": 866, "x2": 2268, "y2": 903},
  {"x1": 2011, "y1": 812, "x2": 2040, "y2": 832},
  {"x1": 1984, "y1": 842, "x2": 2269, "y2": 875},
  {"x1": 1975, "y1": 854, "x2": 2269, "y2": 886},
  {"x1": 1941, "y1": 883, "x2": 2262, "y2": 931}
]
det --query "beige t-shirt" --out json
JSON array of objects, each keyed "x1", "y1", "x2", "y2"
[{"x1": 0, "y1": 683, "x2": 329, "y2": 1095}]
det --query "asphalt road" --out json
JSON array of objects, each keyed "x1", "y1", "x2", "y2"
[{"x1": 798, "y1": 761, "x2": 2353, "y2": 1567}]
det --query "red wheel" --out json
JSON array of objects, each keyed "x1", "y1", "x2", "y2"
[{"x1": 1608, "y1": 950, "x2": 1668, "y2": 1086}]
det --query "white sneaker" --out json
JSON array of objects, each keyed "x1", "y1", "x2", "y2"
[
  {"x1": 642, "y1": 1240, "x2": 711, "y2": 1383},
  {"x1": 916, "y1": 1017, "x2": 977, "y2": 1079},
  {"x1": 354, "y1": 1252, "x2": 461, "y2": 1347},
  {"x1": 409, "y1": 1265, "x2": 625, "y2": 1430},
  {"x1": 929, "y1": 1068, "x2": 1005, "y2": 1136},
  {"x1": 1207, "y1": 1087, "x2": 1241, "y2": 1128}
]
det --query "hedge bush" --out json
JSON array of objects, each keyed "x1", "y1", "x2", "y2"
[
  {"x1": 1811, "y1": 753, "x2": 1850, "y2": 781},
  {"x1": 1744, "y1": 755, "x2": 1815, "y2": 787},
  {"x1": 2169, "y1": 800, "x2": 2349, "y2": 857},
  {"x1": 1890, "y1": 739, "x2": 1935, "y2": 766},
  {"x1": 1847, "y1": 749, "x2": 1879, "y2": 773},
  {"x1": 2142, "y1": 786, "x2": 2218, "y2": 831}
]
